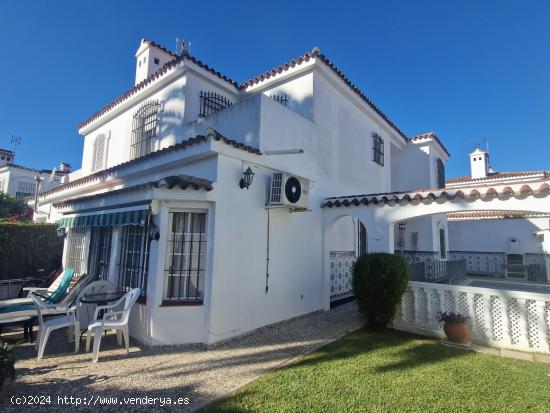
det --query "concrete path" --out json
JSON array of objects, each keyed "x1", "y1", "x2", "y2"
[{"x1": 1, "y1": 303, "x2": 362, "y2": 412}]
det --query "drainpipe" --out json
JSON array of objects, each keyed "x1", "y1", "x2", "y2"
[{"x1": 265, "y1": 209, "x2": 270, "y2": 294}]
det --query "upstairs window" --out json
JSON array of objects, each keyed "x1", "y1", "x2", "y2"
[
  {"x1": 131, "y1": 100, "x2": 161, "y2": 160},
  {"x1": 91, "y1": 134, "x2": 106, "y2": 172},
  {"x1": 436, "y1": 158, "x2": 446, "y2": 188},
  {"x1": 372, "y1": 133, "x2": 384, "y2": 166},
  {"x1": 16, "y1": 181, "x2": 35, "y2": 199}
]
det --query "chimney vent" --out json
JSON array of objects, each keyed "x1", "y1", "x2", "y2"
[{"x1": 469, "y1": 147, "x2": 489, "y2": 179}]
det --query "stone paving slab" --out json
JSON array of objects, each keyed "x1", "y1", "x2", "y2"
[{"x1": 0, "y1": 303, "x2": 362, "y2": 412}]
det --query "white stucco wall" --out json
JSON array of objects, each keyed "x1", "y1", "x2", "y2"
[{"x1": 449, "y1": 217, "x2": 549, "y2": 254}]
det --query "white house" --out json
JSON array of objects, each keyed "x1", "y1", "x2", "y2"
[
  {"x1": 0, "y1": 149, "x2": 70, "y2": 202},
  {"x1": 31, "y1": 39, "x2": 549, "y2": 345}
]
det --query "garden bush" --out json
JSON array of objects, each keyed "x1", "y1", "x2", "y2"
[
  {"x1": 0, "y1": 222, "x2": 62, "y2": 280},
  {"x1": 352, "y1": 253, "x2": 409, "y2": 328}
]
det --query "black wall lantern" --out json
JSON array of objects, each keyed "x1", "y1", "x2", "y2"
[
  {"x1": 147, "y1": 223, "x2": 160, "y2": 241},
  {"x1": 56, "y1": 227, "x2": 66, "y2": 238},
  {"x1": 398, "y1": 221, "x2": 406, "y2": 231},
  {"x1": 239, "y1": 166, "x2": 255, "y2": 190}
]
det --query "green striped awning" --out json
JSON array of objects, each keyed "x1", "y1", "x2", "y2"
[{"x1": 58, "y1": 209, "x2": 148, "y2": 229}]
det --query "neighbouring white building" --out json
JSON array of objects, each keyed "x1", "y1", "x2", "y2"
[
  {"x1": 31, "y1": 39, "x2": 550, "y2": 346},
  {"x1": 0, "y1": 149, "x2": 70, "y2": 202}
]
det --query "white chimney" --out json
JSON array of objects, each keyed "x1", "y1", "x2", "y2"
[
  {"x1": 134, "y1": 39, "x2": 175, "y2": 85},
  {"x1": 469, "y1": 147, "x2": 489, "y2": 179}
]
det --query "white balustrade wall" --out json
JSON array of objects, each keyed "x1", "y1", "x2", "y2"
[{"x1": 394, "y1": 281, "x2": 550, "y2": 353}]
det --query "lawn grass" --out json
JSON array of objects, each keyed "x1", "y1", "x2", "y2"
[{"x1": 202, "y1": 329, "x2": 550, "y2": 413}]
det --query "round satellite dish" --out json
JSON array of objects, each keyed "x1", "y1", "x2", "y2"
[{"x1": 285, "y1": 176, "x2": 301, "y2": 203}]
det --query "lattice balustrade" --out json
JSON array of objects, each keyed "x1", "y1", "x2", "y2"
[
  {"x1": 508, "y1": 298, "x2": 521, "y2": 345},
  {"x1": 491, "y1": 296, "x2": 504, "y2": 342},
  {"x1": 473, "y1": 294, "x2": 487, "y2": 339},
  {"x1": 416, "y1": 288, "x2": 428, "y2": 326},
  {"x1": 526, "y1": 300, "x2": 542, "y2": 349},
  {"x1": 400, "y1": 288, "x2": 414, "y2": 325},
  {"x1": 458, "y1": 292, "x2": 469, "y2": 317},
  {"x1": 393, "y1": 281, "x2": 550, "y2": 353}
]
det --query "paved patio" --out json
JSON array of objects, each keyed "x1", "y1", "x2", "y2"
[{"x1": 0, "y1": 302, "x2": 362, "y2": 412}]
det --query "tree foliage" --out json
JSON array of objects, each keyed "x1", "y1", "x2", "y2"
[{"x1": 0, "y1": 193, "x2": 28, "y2": 219}]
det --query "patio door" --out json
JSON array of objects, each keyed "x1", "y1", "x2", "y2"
[{"x1": 88, "y1": 226, "x2": 113, "y2": 279}]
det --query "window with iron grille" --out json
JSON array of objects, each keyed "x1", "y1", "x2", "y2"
[
  {"x1": 269, "y1": 93, "x2": 288, "y2": 107},
  {"x1": 87, "y1": 226, "x2": 113, "y2": 280},
  {"x1": 91, "y1": 134, "x2": 106, "y2": 172},
  {"x1": 130, "y1": 100, "x2": 161, "y2": 160},
  {"x1": 372, "y1": 133, "x2": 384, "y2": 166},
  {"x1": 164, "y1": 212, "x2": 207, "y2": 302},
  {"x1": 117, "y1": 222, "x2": 150, "y2": 298},
  {"x1": 16, "y1": 181, "x2": 35, "y2": 199},
  {"x1": 66, "y1": 227, "x2": 86, "y2": 276},
  {"x1": 199, "y1": 91, "x2": 233, "y2": 117}
]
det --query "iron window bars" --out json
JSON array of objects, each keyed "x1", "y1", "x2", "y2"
[
  {"x1": 87, "y1": 226, "x2": 113, "y2": 280},
  {"x1": 66, "y1": 227, "x2": 86, "y2": 276},
  {"x1": 117, "y1": 218, "x2": 151, "y2": 298},
  {"x1": 269, "y1": 93, "x2": 288, "y2": 107},
  {"x1": 372, "y1": 133, "x2": 384, "y2": 166},
  {"x1": 164, "y1": 212, "x2": 207, "y2": 302},
  {"x1": 130, "y1": 100, "x2": 161, "y2": 160},
  {"x1": 199, "y1": 91, "x2": 233, "y2": 118},
  {"x1": 16, "y1": 181, "x2": 35, "y2": 199}
]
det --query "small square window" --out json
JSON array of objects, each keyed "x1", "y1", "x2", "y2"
[{"x1": 154, "y1": 58, "x2": 160, "y2": 65}]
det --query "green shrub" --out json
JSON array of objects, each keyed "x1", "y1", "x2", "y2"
[
  {"x1": 352, "y1": 253, "x2": 409, "y2": 328},
  {"x1": 0, "y1": 222, "x2": 62, "y2": 280}
]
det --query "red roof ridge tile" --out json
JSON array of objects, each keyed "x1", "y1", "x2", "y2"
[
  {"x1": 40, "y1": 130, "x2": 260, "y2": 199},
  {"x1": 53, "y1": 174, "x2": 213, "y2": 208},
  {"x1": 409, "y1": 131, "x2": 451, "y2": 158},
  {"x1": 240, "y1": 48, "x2": 408, "y2": 141},
  {"x1": 447, "y1": 171, "x2": 550, "y2": 184},
  {"x1": 78, "y1": 48, "x2": 239, "y2": 130}
]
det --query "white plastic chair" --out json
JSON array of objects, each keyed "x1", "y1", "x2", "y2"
[
  {"x1": 87, "y1": 288, "x2": 141, "y2": 363},
  {"x1": 73, "y1": 280, "x2": 116, "y2": 352},
  {"x1": 31, "y1": 293, "x2": 79, "y2": 360}
]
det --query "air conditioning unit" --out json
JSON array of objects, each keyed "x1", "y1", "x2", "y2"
[{"x1": 267, "y1": 172, "x2": 309, "y2": 211}]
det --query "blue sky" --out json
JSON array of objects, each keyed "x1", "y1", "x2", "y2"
[{"x1": 0, "y1": 0, "x2": 548, "y2": 178}]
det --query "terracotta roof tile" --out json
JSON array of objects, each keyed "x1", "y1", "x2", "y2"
[
  {"x1": 240, "y1": 48, "x2": 408, "y2": 141},
  {"x1": 39, "y1": 130, "x2": 260, "y2": 199},
  {"x1": 79, "y1": 43, "x2": 409, "y2": 142},
  {"x1": 78, "y1": 51, "x2": 239, "y2": 130},
  {"x1": 448, "y1": 211, "x2": 550, "y2": 220},
  {"x1": 321, "y1": 181, "x2": 550, "y2": 208},
  {"x1": 53, "y1": 174, "x2": 212, "y2": 208},
  {"x1": 409, "y1": 132, "x2": 451, "y2": 157},
  {"x1": 446, "y1": 171, "x2": 550, "y2": 184}
]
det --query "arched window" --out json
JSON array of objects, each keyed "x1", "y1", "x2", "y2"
[
  {"x1": 91, "y1": 134, "x2": 106, "y2": 172},
  {"x1": 357, "y1": 221, "x2": 368, "y2": 256},
  {"x1": 131, "y1": 100, "x2": 161, "y2": 159},
  {"x1": 436, "y1": 158, "x2": 445, "y2": 188}
]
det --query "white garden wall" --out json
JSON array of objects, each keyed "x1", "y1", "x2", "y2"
[{"x1": 394, "y1": 281, "x2": 550, "y2": 353}]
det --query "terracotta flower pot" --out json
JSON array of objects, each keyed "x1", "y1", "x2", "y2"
[{"x1": 443, "y1": 321, "x2": 471, "y2": 344}]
